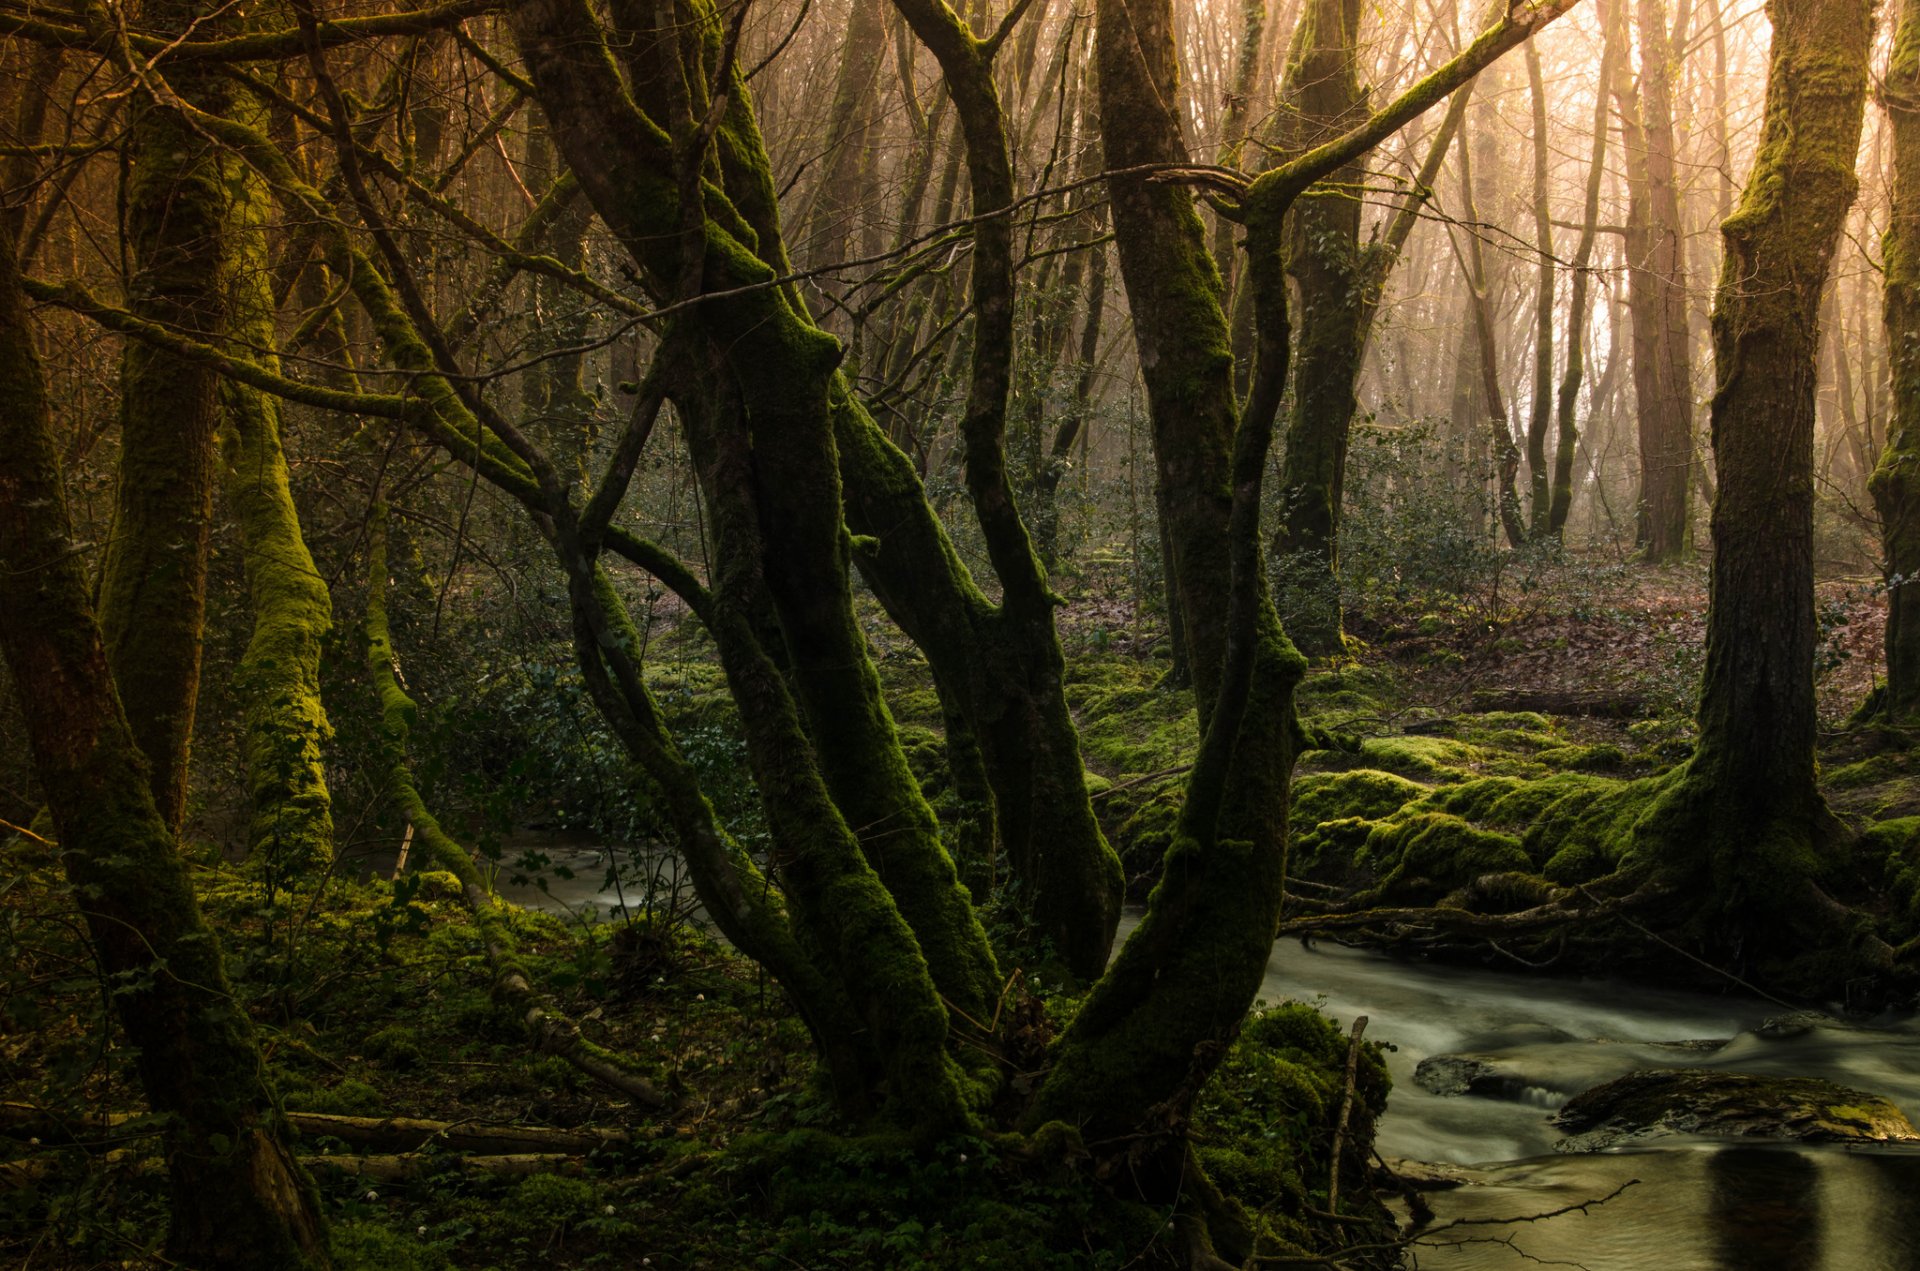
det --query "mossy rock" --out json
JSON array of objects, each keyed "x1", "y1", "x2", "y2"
[
  {"x1": 1870, "y1": 818, "x2": 1920, "y2": 939},
  {"x1": 1194, "y1": 1002, "x2": 1393, "y2": 1250},
  {"x1": 1552, "y1": 1069, "x2": 1920, "y2": 1151}
]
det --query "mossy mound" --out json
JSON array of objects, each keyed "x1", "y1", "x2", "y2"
[
  {"x1": 1359, "y1": 813, "x2": 1532, "y2": 901},
  {"x1": 1870, "y1": 817, "x2": 1920, "y2": 940},
  {"x1": 1344, "y1": 734, "x2": 1482, "y2": 781},
  {"x1": 1291, "y1": 769, "x2": 1427, "y2": 830}
]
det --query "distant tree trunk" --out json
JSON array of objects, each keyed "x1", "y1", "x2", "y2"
[
  {"x1": 1524, "y1": 37, "x2": 1555, "y2": 536},
  {"x1": 798, "y1": 0, "x2": 890, "y2": 276},
  {"x1": 1450, "y1": 121, "x2": 1529, "y2": 547},
  {"x1": 1876, "y1": 0, "x2": 1920, "y2": 721},
  {"x1": 96, "y1": 5, "x2": 235, "y2": 832},
  {"x1": 1615, "y1": 0, "x2": 1695, "y2": 562},
  {"x1": 1549, "y1": 0, "x2": 1618, "y2": 537},
  {"x1": 1637, "y1": 0, "x2": 1871, "y2": 965},
  {"x1": 1270, "y1": 3, "x2": 1480, "y2": 653},
  {"x1": 0, "y1": 213, "x2": 330, "y2": 1271}
]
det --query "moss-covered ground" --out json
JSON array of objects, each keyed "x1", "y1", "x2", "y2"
[{"x1": 5, "y1": 555, "x2": 1913, "y2": 1266}]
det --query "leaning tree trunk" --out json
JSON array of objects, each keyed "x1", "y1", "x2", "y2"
[
  {"x1": 0, "y1": 213, "x2": 329, "y2": 1271},
  {"x1": 1875, "y1": 0, "x2": 1920, "y2": 723},
  {"x1": 221, "y1": 118, "x2": 337, "y2": 874},
  {"x1": 1634, "y1": 0, "x2": 1872, "y2": 972}
]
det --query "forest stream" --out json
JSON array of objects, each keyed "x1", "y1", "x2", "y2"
[
  {"x1": 1229, "y1": 933, "x2": 1920, "y2": 1270},
  {"x1": 487, "y1": 846, "x2": 1920, "y2": 1269}
]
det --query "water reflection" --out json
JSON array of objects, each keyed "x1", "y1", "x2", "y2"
[{"x1": 1706, "y1": 1148, "x2": 1820, "y2": 1269}]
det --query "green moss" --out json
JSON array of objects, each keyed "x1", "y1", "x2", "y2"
[
  {"x1": 500, "y1": 1174, "x2": 601, "y2": 1240},
  {"x1": 1066, "y1": 659, "x2": 1200, "y2": 777},
  {"x1": 331, "y1": 1221, "x2": 453, "y2": 1271},
  {"x1": 1351, "y1": 734, "x2": 1481, "y2": 780},
  {"x1": 285, "y1": 1078, "x2": 384, "y2": 1116},
  {"x1": 1827, "y1": 750, "x2": 1914, "y2": 790},
  {"x1": 1361, "y1": 812, "x2": 1532, "y2": 898},
  {"x1": 1290, "y1": 769, "x2": 1426, "y2": 829},
  {"x1": 1193, "y1": 1002, "x2": 1391, "y2": 1245},
  {"x1": 1536, "y1": 743, "x2": 1630, "y2": 773},
  {"x1": 1871, "y1": 819, "x2": 1920, "y2": 939}
]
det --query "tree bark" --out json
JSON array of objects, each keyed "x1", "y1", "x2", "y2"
[
  {"x1": 1875, "y1": 0, "x2": 1920, "y2": 722},
  {"x1": 222, "y1": 107, "x2": 336, "y2": 874}
]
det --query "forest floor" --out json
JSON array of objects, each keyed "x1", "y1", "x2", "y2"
[{"x1": 3, "y1": 552, "x2": 1913, "y2": 1269}]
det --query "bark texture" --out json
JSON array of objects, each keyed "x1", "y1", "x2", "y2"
[{"x1": 1876, "y1": 0, "x2": 1920, "y2": 722}]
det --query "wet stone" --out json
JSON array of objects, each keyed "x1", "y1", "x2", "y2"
[{"x1": 1552, "y1": 1068, "x2": 1920, "y2": 1152}]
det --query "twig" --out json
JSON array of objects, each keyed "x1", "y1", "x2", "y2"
[{"x1": 1326, "y1": 1015, "x2": 1368, "y2": 1215}]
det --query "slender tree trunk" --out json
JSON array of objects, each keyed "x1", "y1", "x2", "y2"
[
  {"x1": 1549, "y1": 0, "x2": 1618, "y2": 537},
  {"x1": 1451, "y1": 121, "x2": 1529, "y2": 547},
  {"x1": 1876, "y1": 0, "x2": 1920, "y2": 721},
  {"x1": 1524, "y1": 37, "x2": 1555, "y2": 536},
  {"x1": 0, "y1": 211, "x2": 329, "y2": 1271},
  {"x1": 1269, "y1": 0, "x2": 1368, "y2": 655}
]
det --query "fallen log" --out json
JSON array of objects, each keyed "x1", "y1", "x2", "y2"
[
  {"x1": 1467, "y1": 688, "x2": 1644, "y2": 718},
  {"x1": 0, "y1": 1103, "x2": 632, "y2": 1156},
  {"x1": 303, "y1": 1152, "x2": 584, "y2": 1181}
]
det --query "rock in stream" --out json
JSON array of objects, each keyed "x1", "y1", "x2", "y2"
[{"x1": 1551, "y1": 1068, "x2": 1920, "y2": 1152}]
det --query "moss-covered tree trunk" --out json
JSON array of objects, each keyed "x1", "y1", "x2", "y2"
[
  {"x1": 1032, "y1": 2, "x2": 1575, "y2": 1251},
  {"x1": 222, "y1": 123, "x2": 336, "y2": 873},
  {"x1": 0, "y1": 214, "x2": 329, "y2": 1271},
  {"x1": 1875, "y1": 0, "x2": 1920, "y2": 722},
  {"x1": 1271, "y1": 0, "x2": 1368, "y2": 656},
  {"x1": 96, "y1": 2, "x2": 236, "y2": 831},
  {"x1": 1635, "y1": 0, "x2": 1871, "y2": 964},
  {"x1": 886, "y1": 0, "x2": 1126, "y2": 977}
]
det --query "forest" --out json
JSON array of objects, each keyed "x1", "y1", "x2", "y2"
[{"x1": 2, "y1": 0, "x2": 1919, "y2": 1264}]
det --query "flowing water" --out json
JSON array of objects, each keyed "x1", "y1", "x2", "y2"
[
  {"x1": 428, "y1": 849, "x2": 1920, "y2": 1268},
  {"x1": 1244, "y1": 937, "x2": 1920, "y2": 1270}
]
